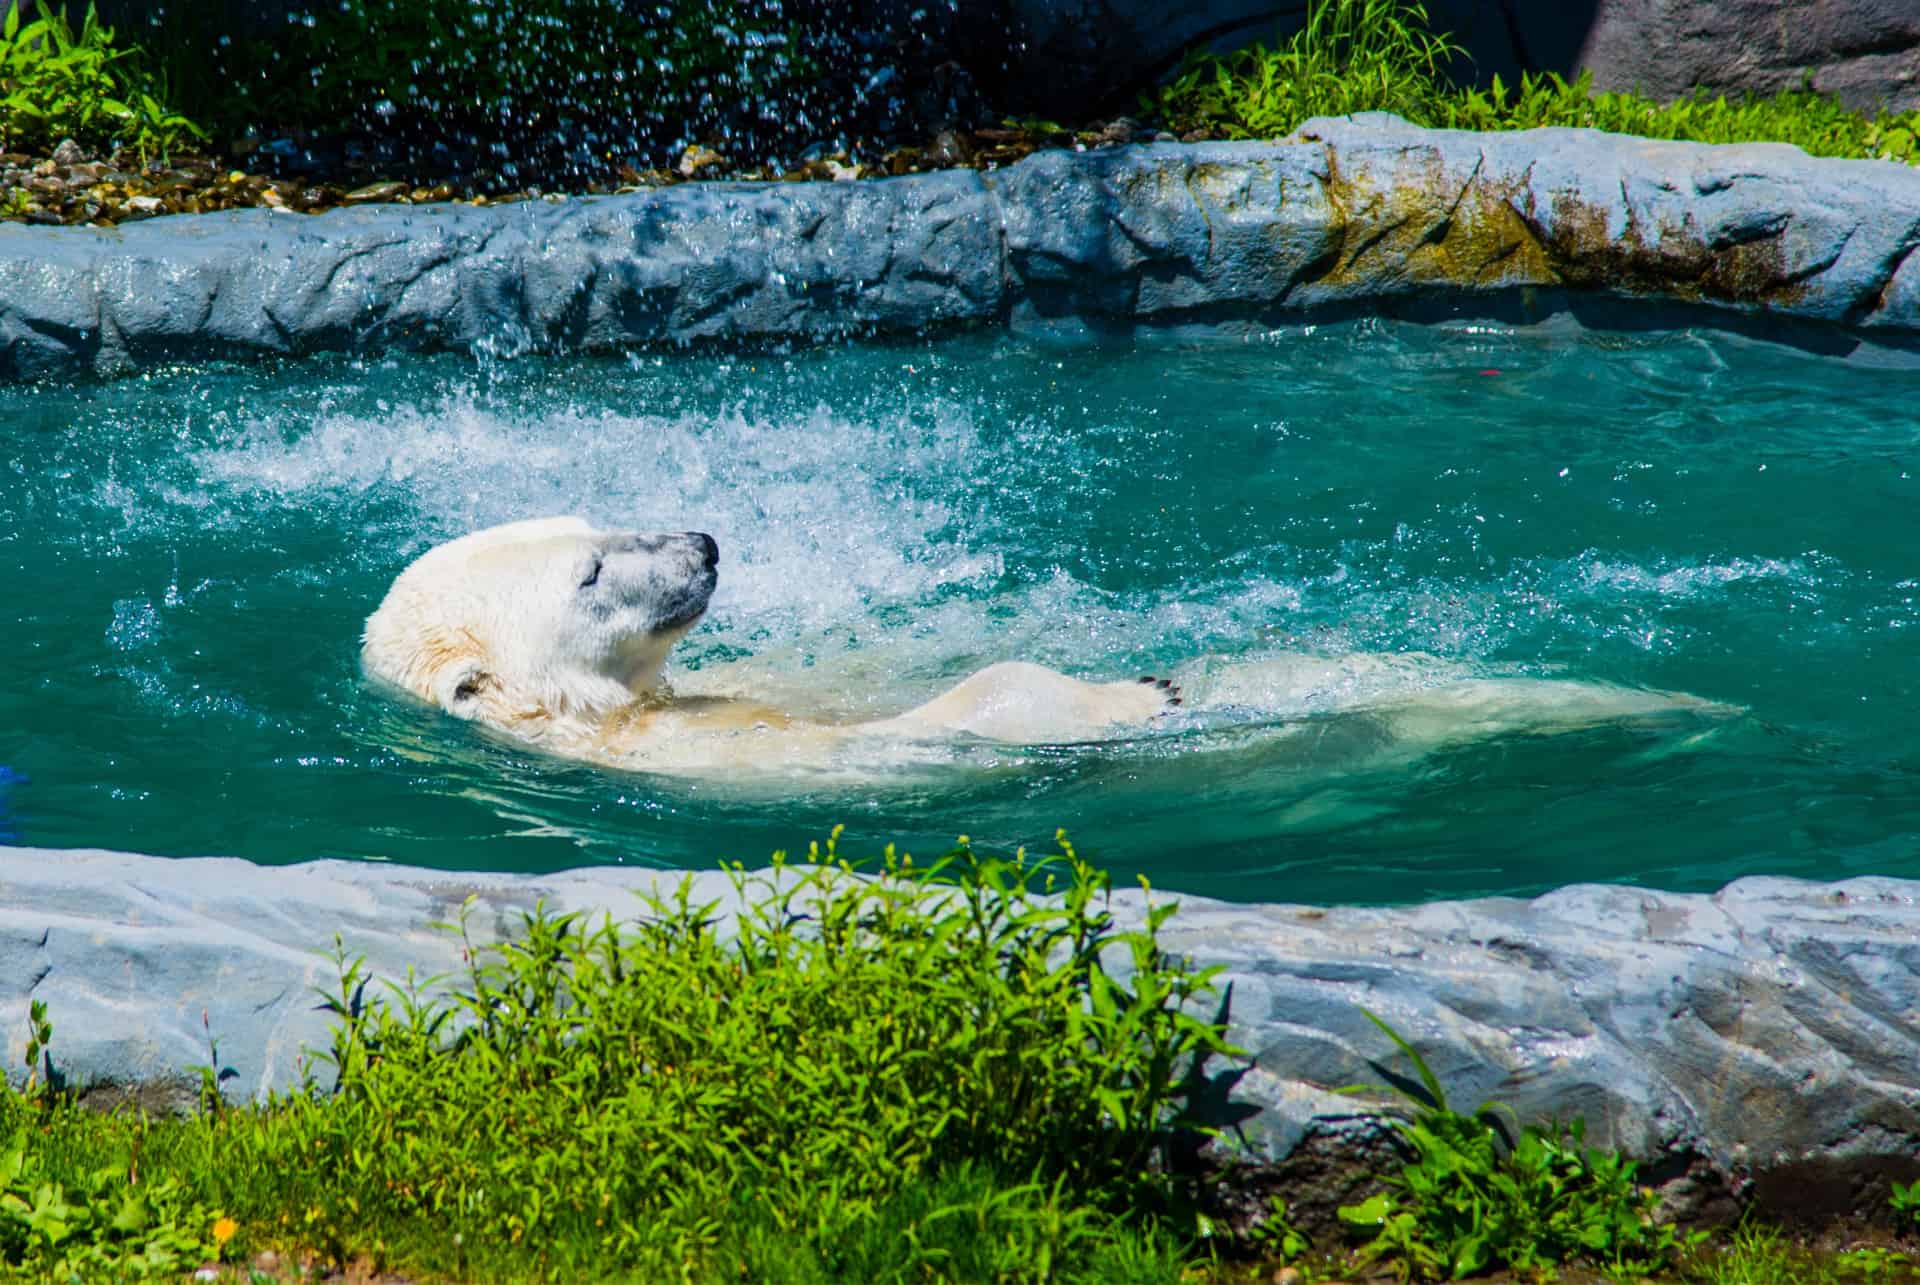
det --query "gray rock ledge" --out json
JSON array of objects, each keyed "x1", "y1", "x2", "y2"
[
  {"x1": 6, "y1": 115, "x2": 1920, "y2": 381},
  {"x1": 4, "y1": 845, "x2": 1918, "y2": 1225}
]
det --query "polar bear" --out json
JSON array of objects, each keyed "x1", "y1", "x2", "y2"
[
  {"x1": 364, "y1": 516, "x2": 1727, "y2": 776},
  {"x1": 361, "y1": 516, "x2": 1175, "y2": 769}
]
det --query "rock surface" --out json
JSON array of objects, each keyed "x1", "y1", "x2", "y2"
[
  {"x1": 5, "y1": 844, "x2": 1920, "y2": 1222},
  {"x1": 5, "y1": 115, "x2": 1920, "y2": 381},
  {"x1": 1573, "y1": 0, "x2": 1920, "y2": 114}
]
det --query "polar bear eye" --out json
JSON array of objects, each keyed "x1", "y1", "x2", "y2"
[{"x1": 578, "y1": 557, "x2": 603, "y2": 590}]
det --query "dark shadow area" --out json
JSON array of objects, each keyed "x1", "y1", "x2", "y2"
[
  {"x1": 1752, "y1": 1154, "x2": 1920, "y2": 1227},
  {"x1": 987, "y1": 0, "x2": 1608, "y2": 118},
  {"x1": 1427, "y1": 0, "x2": 1606, "y2": 90},
  {"x1": 1010, "y1": 285, "x2": 1920, "y2": 367}
]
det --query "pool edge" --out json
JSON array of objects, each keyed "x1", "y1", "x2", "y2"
[
  {"x1": 5, "y1": 116, "x2": 1920, "y2": 380},
  {"x1": 3, "y1": 842, "x2": 1913, "y2": 1226}
]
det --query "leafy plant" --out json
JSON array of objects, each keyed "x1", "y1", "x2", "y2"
[
  {"x1": 0, "y1": 0, "x2": 204, "y2": 158},
  {"x1": 19, "y1": 999, "x2": 52, "y2": 1106},
  {"x1": 1890, "y1": 1176, "x2": 1920, "y2": 1224},
  {"x1": 1145, "y1": 0, "x2": 1463, "y2": 139},
  {"x1": 1247, "y1": 1193, "x2": 1310, "y2": 1263},
  {"x1": 0, "y1": 835, "x2": 1233, "y2": 1281},
  {"x1": 1437, "y1": 70, "x2": 1920, "y2": 163},
  {"x1": 1337, "y1": 1008, "x2": 1700, "y2": 1280},
  {"x1": 0, "y1": 1011, "x2": 225, "y2": 1278}
]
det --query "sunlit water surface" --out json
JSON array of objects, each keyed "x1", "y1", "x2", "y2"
[{"x1": 4, "y1": 320, "x2": 1917, "y2": 903}]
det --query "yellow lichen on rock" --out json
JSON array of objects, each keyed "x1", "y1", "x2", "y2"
[
  {"x1": 1299, "y1": 136, "x2": 1811, "y2": 310},
  {"x1": 1309, "y1": 143, "x2": 1557, "y2": 292}
]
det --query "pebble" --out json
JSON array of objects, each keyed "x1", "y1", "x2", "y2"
[
  {"x1": 344, "y1": 180, "x2": 408, "y2": 203},
  {"x1": 50, "y1": 138, "x2": 82, "y2": 166},
  {"x1": 923, "y1": 129, "x2": 973, "y2": 167},
  {"x1": 677, "y1": 144, "x2": 724, "y2": 178}
]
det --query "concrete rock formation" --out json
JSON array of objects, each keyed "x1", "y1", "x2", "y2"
[
  {"x1": 5, "y1": 114, "x2": 1920, "y2": 381},
  {"x1": 4, "y1": 845, "x2": 1920, "y2": 1223}
]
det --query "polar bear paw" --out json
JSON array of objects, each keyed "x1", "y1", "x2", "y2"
[{"x1": 1137, "y1": 675, "x2": 1184, "y2": 709}]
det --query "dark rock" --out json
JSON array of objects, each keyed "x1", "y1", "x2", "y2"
[
  {"x1": 49, "y1": 139, "x2": 83, "y2": 167},
  {"x1": 924, "y1": 129, "x2": 974, "y2": 168},
  {"x1": 1575, "y1": 0, "x2": 1920, "y2": 114},
  {"x1": 990, "y1": 116, "x2": 1920, "y2": 341},
  {"x1": 1139, "y1": 872, "x2": 1920, "y2": 1224}
]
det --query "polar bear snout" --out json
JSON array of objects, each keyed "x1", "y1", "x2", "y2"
[
  {"x1": 604, "y1": 530, "x2": 718, "y2": 637},
  {"x1": 690, "y1": 531, "x2": 718, "y2": 570}
]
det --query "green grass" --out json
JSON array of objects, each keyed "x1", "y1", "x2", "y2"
[
  {"x1": 0, "y1": 833, "x2": 1229, "y2": 1281},
  {"x1": 0, "y1": 1, "x2": 204, "y2": 159},
  {"x1": 1679, "y1": 1222, "x2": 1918, "y2": 1284},
  {"x1": 1144, "y1": 0, "x2": 1920, "y2": 164}
]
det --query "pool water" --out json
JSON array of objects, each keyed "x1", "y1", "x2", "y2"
[{"x1": 4, "y1": 319, "x2": 1917, "y2": 904}]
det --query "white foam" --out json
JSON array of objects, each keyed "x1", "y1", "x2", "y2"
[
  {"x1": 1574, "y1": 556, "x2": 1813, "y2": 598},
  {"x1": 188, "y1": 385, "x2": 1008, "y2": 642}
]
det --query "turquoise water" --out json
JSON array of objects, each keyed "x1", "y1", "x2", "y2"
[{"x1": 4, "y1": 319, "x2": 1917, "y2": 904}]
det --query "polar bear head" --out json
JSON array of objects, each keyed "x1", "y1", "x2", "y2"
[{"x1": 362, "y1": 516, "x2": 718, "y2": 729}]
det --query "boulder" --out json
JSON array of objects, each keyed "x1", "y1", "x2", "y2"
[{"x1": 1570, "y1": 0, "x2": 1920, "y2": 114}]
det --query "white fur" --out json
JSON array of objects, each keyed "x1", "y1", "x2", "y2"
[{"x1": 362, "y1": 517, "x2": 1166, "y2": 769}]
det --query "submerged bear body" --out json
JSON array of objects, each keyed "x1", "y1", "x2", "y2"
[{"x1": 363, "y1": 516, "x2": 1728, "y2": 779}]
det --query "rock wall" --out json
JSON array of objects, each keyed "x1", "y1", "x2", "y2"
[
  {"x1": 1574, "y1": 0, "x2": 1920, "y2": 113},
  {"x1": 5, "y1": 844, "x2": 1920, "y2": 1224},
  {"x1": 6, "y1": 115, "x2": 1920, "y2": 381}
]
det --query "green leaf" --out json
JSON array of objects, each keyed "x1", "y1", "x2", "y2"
[{"x1": 1339, "y1": 1194, "x2": 1395, "y2": 1226}]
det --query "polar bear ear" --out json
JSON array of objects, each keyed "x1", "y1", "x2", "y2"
[{"x1": 435, "y1": 660, "x2": 496, "y2": 717}]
